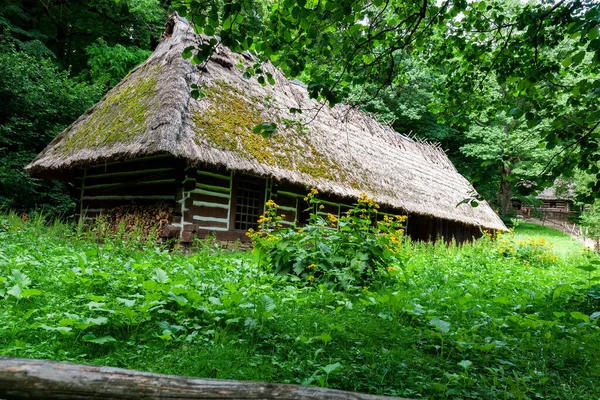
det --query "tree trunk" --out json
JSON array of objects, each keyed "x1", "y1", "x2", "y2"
[
  {"x1": 0, "y1": 357, "x2": 406, "y2": 400},
  {"x1": 498, "y1": 165, "x2": 512, "y2": 216}
]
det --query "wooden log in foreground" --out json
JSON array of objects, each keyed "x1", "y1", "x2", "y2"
[{"x1": 0, "y1": 357, "x2": 408, "y2": 400}]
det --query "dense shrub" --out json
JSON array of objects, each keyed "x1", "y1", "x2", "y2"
[{"x1": 248, "y1": 190, "x2": 409, "y2": 289}]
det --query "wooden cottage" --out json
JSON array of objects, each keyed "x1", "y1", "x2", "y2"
[
  {"x1": 533, "y1": 182, "x2": 576, "y2": 222},
  {"x1": 26, "y1": 15, "x2": 506, "y2": 244}
]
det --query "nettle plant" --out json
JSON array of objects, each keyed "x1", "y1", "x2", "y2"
[{"x1": 247, "y1": 190, "x2": 409, "y2": 290}]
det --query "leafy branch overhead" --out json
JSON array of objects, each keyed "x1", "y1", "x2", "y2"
[{"x1": 176, "y1": 0, "x2": 600, "y2": 190}]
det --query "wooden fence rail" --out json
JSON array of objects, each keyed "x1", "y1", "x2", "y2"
[{"x1": 0, "y1": 357, "x2": 407, "y2": 400}]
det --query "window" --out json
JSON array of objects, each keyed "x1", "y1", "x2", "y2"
[
  {"x1": 234, "y1": 180, "x2": 263, "y2": 230},
  {"x1": 549, "y1": 201, "x2": 557, "y2": 208}
]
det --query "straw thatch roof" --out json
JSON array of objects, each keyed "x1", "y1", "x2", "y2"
[
  {"x1": 537, "y1": 181, "x2": 576, "y2": 201},
  {"x1": 26, "y1": 14, "x2": 506, "y2": 231}
]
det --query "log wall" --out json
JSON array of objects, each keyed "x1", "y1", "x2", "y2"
[
  {"x1": 74, "y1": 156, "x2": 486, "y2": 244},
  {"x1": 78, "y1": 154, "x2": 179, "y2": 222}
]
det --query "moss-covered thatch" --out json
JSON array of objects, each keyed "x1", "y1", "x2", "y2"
[{"x1": 26, "y1": 14, "x2": 506, "y2": 231}]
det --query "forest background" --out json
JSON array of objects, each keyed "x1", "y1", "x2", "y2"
[{"x1": 1, "y1": 0, "x2": 599, "y2": 224}]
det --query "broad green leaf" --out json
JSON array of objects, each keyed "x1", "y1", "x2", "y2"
[
  {"x1": 41, "y1": 325, "x2": 73, "y2": 335},
  {"x1": 21, "y1": 288, "x2": 42, "y2": 297},
  {"x1": 222, "y1": 17, "x2": 232, "y2": 31},
  {"x1": 76, "y1": 252, "x2": 87, "y2": 268},
  {"x1": 458, "y1": 360, "x2": 473, "y2": 369},
  {"x1": 319, "y1": 332, "x2": 332, "y2": 343},
  {"x1": 208, "y1": 296, "x2": 222, "y2": 305},
  {"x1": 258, "y1": 294, "x2": 276, "y2": 313},
  {"x1": 117, "y1": 298, "x2": 136, "y2": 307},
  {"x1": 11, "y1": 270, "x2": 31, "y2": 287},
  {"x1": 152, "y1": 268, "x2": 169, "y2": 283},
  {"x1": 576, "y1": 264, "x2": 597, "y2": 272},
  {"x1": 570, "y1": 311, "x2": 589, "y2": 322},
  {"x1": 430, "y1": 317, "x2": 451, "y2": 334},
  {"x1": 7, "y1": 284, "x2": 22, "y2": 299},
  {"x1": 552, "y1": 283, "x2": 571, "y2": 300},
  {"x1": 182, "y1": 46, "x2": 195, "y2": 59},
  {"x1": 82, "y1": 333, "x2": 117, "y2": 344},
  {"x1": 493, "y1": 296, "x2": 511, "y2": 305},
  {"x1": 322, "y1": 362, "x2": 342, "y2": 374}
]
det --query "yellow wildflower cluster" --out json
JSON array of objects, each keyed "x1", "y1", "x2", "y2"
[
  {"x1": 327, "y1": 213, "x2": 338, "y2": 225},
  {"x1": 257, "y1": 215, "x2": 272, "y2": 224},
  {"x1": 357, "y1": 192, "x2": 380, "y2": 208},
  {"x1": 265, "y1": 199, "x2": 278, "y2": 208},
  {"x1": 389, "y1": 233, "x2": 403, "y2": 245},
  {"x1": 304, "y1": 188, "x2": 319, "y2": 201},
  {"x1": 307, "y1": 263, "x2": 317, "y2": 269},
  {"x1": 497, "y1": 235, "x2": 557, "y2": 266}
]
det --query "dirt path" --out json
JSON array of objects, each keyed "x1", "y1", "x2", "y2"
[{"x1": 523, "y1": 217, "x2": 595, "y2": 250}]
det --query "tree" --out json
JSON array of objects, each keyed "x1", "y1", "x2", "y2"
[
  {"x1": 0, "y1": 42, "x2": 101, "y2": 214},
  {"x1": 460, "y1": 112, "x2": 553, "y2": 217},
  {"x1": 178, "y1": 0, "x2": 600, "y2": 190},
  {"x1": 85, "y1": 39, "x2": 152, "y2": 91},
  {"x1": 0, "y1": 0, "x2": 167, "y2": 73},
  {"x1": 0, "y1": 0, "x2": 170, "y2": 215}
]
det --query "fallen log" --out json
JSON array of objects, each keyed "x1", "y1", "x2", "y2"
[{"x1": 0, "y1": 357, "x2": 408, "y2": 400}]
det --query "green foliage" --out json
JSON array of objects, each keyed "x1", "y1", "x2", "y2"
[
  {"x1": 0, "y1": 43, "x2": 100, "y2": 215},
  {"x1": 0, "y1": 0, "x2": 167, "y2": 73},
  {"x1": 86, "y1": 39, "x2": 151, "y2": 91},
  {"x1": 0, "y1": 0, "x2": 169, "y2": 216},
  {"x1": 179, "y1": 0, "x2": 600, "y2": 194},
  {"x1": 1, "y1": 214, "x2": 599, "y2": 398},
  {"x1": 248, "y1": 191, "x2": 409, "y2": 290},
  {"x1": 496, "y1": 231, "x2": 559, "y2": 268},
  {"x1": 580, "y1": 200, "x2": 600, "y2": 252}
]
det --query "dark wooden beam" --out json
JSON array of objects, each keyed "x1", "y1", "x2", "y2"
[{"x1": 0, "y1": 357, "x2": 406, "y2": 400}]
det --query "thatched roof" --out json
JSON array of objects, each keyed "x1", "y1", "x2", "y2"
[
  {"x1": 26, "y1": 15, "x2": 506, "y2": 231},
  {"x1": 537, "y1": 181, "x2": 576, "y2": 201}
]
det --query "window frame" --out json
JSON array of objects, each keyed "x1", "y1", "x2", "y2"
[{"x1": 229, "y1": 174, "x2": 266, "y2": 231}]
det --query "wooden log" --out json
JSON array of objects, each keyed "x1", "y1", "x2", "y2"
[{"x1": 0, "y1": 358, "x2": 406, "y2": 400}]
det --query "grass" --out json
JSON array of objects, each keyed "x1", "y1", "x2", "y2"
[
  {"x1": 1, "y1": 212, "x2": 599, "y2": 399},
  {"x1": 513, "y1": 221, "x2": 584, "y2": 256}
]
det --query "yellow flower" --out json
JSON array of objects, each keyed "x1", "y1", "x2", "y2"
[
  {"x1": 265, "y1": 199, "x2": 278, "y2": 208},
  {"x1": 319, "y1": 205, "x2": 325, "y2": 209},
  {"x1": 307, "y1": 263, "x2": 317, "y2": 269},
  {"x1": 308, "y1": 275, "x2": 315, "y2": 282}
]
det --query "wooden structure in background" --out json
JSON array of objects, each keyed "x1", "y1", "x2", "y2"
[
  {"x1": 0, "y1": 357, "x2": 405, "y2": 400},
  {"x1": 26, "y1": 14, "x2": 506, "y2": 245},
  {"x1": 515, "y1": 182, "x2": 577, "y2": 224}
]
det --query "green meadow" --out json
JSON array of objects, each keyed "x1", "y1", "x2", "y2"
[{"x1": 1, "y1": 213, "x2": 599, "y2": 399}]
